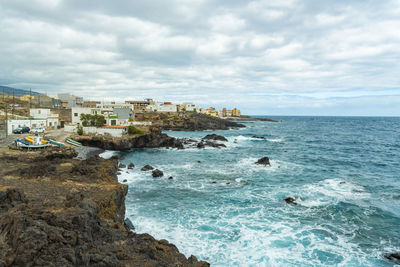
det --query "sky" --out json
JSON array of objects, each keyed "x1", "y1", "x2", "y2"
[{"x1": 1, "y1": 0, "x2": 400, "y2": 116}]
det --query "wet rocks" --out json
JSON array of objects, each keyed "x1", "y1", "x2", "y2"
[
  {"x1": 123, "y1": 179, "x2": 127, "y2": 183},
  {"x1": 0, "y1": 148, "x2": 209, "y2": 267},
  {"x1": 124, "y1": 218, "x2": 135, "y2": 231},
  {"x1": 141, "y1": 165, "x2": 154, "y2": 171},
  {"x1": 197, "y1": 141, "x2": 226, "y2": 149},
  {"x1": 255, "y1": 157, "x2": 271, "y2": 166},
  {"x1": 152, "y1": 169, "x2": 164, "y2": 178},
  {"x1": 168, "y1": 176, "x2": 174, "y2": 180},
  {"x1": 72, "y1": 131, "x2": 184, "y2": 151},
  {"x1": 202, "y1": 134, "x2": 228, "y2": 142},
  {"x1": 385, "y1": 253, "x2": 400, "y2": 264},
  {"x1": 119, "y1": 163, "x2": 126, "y2": 168},
  {"x1": 284, "y1": 197, "x2": 298, "y2": 205},
  {"x1": 127, "y1": 162, "x2": 135, "y2": 169},
  {"x1": 252, "y1": 136, "x2": 266, "y2": 139}
]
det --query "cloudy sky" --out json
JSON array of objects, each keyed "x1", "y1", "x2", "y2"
[{"x1": 1, "y1": 0, "x2": 400, "y2": 115}]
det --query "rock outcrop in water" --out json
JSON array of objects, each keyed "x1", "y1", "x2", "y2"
[
  {"x1": 385, "y1": 253, "x2": 400, "y2": 264},
  {"x1": 152, "y1": 169, "x2": 164, "y2": 178},
  {"x1": 255, "y1": 157, "x2": 271, "y2": 166},
  {"x1": 0, "y1": 148, "x2": 209, "y2": 267},
  {"x1": 202, "y1": 134, "x2": 228, "y2": 142},
  {"x1": 141, "y1": 165, "x2": 154, "y2": 171},
  {"x1": 72, "y1": 130, "x2": 184, "y2": 151}
]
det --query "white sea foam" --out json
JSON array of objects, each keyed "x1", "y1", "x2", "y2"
[
  {"x1": 99, "y1": 150, "x2": 118, "y2": 159},
  {"x1": 298, "y1": 178, "x2": 371, "y2": 207}
]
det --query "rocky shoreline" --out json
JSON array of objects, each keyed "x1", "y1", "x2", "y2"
[
  {"x1": 72, "y1": 130, "x2": 231, "y2": 151},
  {"x1": 0, "y1": 147, "x2": 209, "y2": 266}
]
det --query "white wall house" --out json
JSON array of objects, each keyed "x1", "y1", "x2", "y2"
[
  {"x1": 182, "y1": 103, "x2": 196, "y2": 112},
  {"x1": 7, "y1": 119, "x2": 47, "y2": 135},
  {"x1": 71, "y1": 107, "x2": 98, "y2": 125},
  {"x1": 30, "y1": 108, "x2": 51, "y2": 118},
  {"x1": 30, "y1": 108, "x2": 59, "y2": 128},
  {"x1": 146, "y1": 102, "x2": 178, "y2": 112}
]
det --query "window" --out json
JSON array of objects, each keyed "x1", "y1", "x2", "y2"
[{"x1": 74, "y1": 113, "x2": 78, "y2": 117}]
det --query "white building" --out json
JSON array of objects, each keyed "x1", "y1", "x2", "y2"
[
  {"x1": 146, "y1": 102, "x2": 178, "y2": 112},
  {"x1": 29, "y1": 108, "x2": 59, "y2": 128},
  {"x1": 71, "y1": 107, "x2": 98, "y2": 125},
  {"x1": 7, "y1": 119, "x2": 47, "y2": 135},
  {"x1": 182, "y1": 103, "x2": 196, "y2": 112}
]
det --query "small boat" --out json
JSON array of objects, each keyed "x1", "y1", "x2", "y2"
[
  {"x1": 19, "y1": 143, "x2": 50, "y2": 150},
  {"x1": 65, "y1": 138, "x2": 82, "y2": 147},
  {"x1": 49, "y1": 139, "x2": 65, "y2": 146},
  {"x1": 25, "y1": 136, "x2": 47, "y2": 144}
]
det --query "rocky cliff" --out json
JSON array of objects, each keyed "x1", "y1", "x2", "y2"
[
  {"x1": 0, "y1": 147, "x2": 209, "y2": 267},
  {"x1": 72, "y1": 131, "x2": 184, "y2": 151}
]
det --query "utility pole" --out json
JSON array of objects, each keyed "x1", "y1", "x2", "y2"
[
  {"x1": 29, "y1": 88, "x2": 31, "y2": 109},
  {"x1": 5, "y1": 100, "x2": 8, "y2": 138},
  {"x1": 12, "y1": 89, "x2": 15, "y2": 119}
]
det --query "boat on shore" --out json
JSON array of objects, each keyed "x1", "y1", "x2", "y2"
[
  {"x1": 49, "y1": 139, "x2": 65, "y2": 146},
  {"x1": 66, "y1": 138, "x2": 82, "y2": 147}
]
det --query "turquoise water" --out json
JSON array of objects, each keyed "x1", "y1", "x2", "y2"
[{"x1": 113, "y1": 117, "x2": 400, "y2": 266}]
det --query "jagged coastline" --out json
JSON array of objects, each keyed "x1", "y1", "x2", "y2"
[{"x1": 0, "y1": 147, "x2": 209, "y2": 266}]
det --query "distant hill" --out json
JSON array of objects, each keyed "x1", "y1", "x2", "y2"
[{"x1": 0, "y1": 85, "x2": 40, "y2": 97}]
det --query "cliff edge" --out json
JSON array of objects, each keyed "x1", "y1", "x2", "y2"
[{"x1": 0, "y1": 147, "x2": 209, "y2": 267}]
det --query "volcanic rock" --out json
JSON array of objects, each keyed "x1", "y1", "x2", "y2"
[
  {"x1": 284, "y1": 197, "x2": 297, "y2": 205},
  {"x1": 252, "y1": 136, "x2": 266, "y2": 139},
  {"x1": 385, "y1": 253, "x2": 400, "y2": 264},
  {"x1": 119, "y1": 163, "x2": 126, "y2": 168},
  {"x1": 127, "y1": 162, "x2": 135, "y2": 169},
  {"x1": 141, "y1": 165, "x2": 154, "y2": 171},
  {"x1": 124, "y1": 218, "x2": 135, "y2": 231},
  {"x1": 0, "y1": 148, "x2": 209, "y2": 267},
  {"x1": 255, "y1": 157, "x2": 271, "y2": 166},
  {"x1": 202, "y1": 134, "x2": 228, "y2": 142},
  {"x1": 152, "y1": 169, "x2": 164, "y2": 178}
]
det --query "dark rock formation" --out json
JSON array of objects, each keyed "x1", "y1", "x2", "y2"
[
  {"x1": 197, "y1": 141, "x2": 226, "y2": 149},
  {"x1": 162, "y1": 113, "x2": 245, "y2": 131},
  {"x1": 152, "y1": 169, "x2": 164, "y2": 178},
  {"x1": 123, "y1": 179, "x2": 127, "y2": 183},
  {"x1": 385, "y1": 253, "x2": 400, "y2": 264},
  {"x1": 252, "y1": 136, "x2": 266, "y2": 139},
  {"x1": 168, "y1": 176, "x2": 174, "y2": 180},
  {"x1": 255, "y1": 157, "x2": 271, "y2": 166},
  {"x1": 124, "y1": 218, "x2": 135, "y2": 231},
  {"x1": 0, "y1": 148, "x2": 209, "y2": 267},
  {"x1": 202, "y1": 134, "x2": 228, "y2": 142},
  {"x1": 284, "y1": 197, "x2": 298, "y2": 205},
  {"x1": 141, "y1": 165, "x2": 154, "y2": 171},
  {"x1": 119, "y1": 163, "x2": 126, "y2": 168},
  {"x1": 72, "y1": 131, "x2": 184, "y2": 151},
  {"x1": 127, "y1": 162, "x2": 135, "y2": 169}
]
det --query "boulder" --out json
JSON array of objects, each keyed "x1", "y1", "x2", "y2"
[
  {"x1": 284, "y1": 197, "x2": 297, "y2": 205},
  {"x1": 152, "y1": 169, "x2": 164, "y2": 178},
  {"x1": 124, "y1": 218, "x2": 135, "y2": 231},
  {"x1": 141, "y1": 165, "x2": 154, "y2": 171},
  {"x1": 385, "y1": 253, "x2": 400, "y2": 264},
  {"x1": 255, "y1": 157, "x2": 270, "y2": 166},
  {"x1": 252, "y1": 136, "x2": 266, "y2": 139},
  {"x1": 197, "y1": 142, "x2": 205, "y2": 149},
  {"x1": 123, "y1": 179, "x2": 127, "y2": 183},
  {"x1": 202, "y1": 134, "x2": 228, "y2": 142},
  {"x1": 127, "y1": 162, "x2": 135, "y2": 169},
  {"x1": 168, "y1": 176, "x2": 173, "y2": 180},
  {"x1": 119, "y1": 163, "x2": 126, "y2": 168}
]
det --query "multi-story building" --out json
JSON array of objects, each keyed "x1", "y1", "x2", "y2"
[{"x1": 58, "y1": 93, "x2": 83, "y2": 108}]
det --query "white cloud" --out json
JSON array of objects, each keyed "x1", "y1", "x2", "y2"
[{"x1": 0, "y1": 0, "x2": 399, "y2": 115}]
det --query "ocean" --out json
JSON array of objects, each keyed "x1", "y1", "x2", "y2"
[{"x1": 108, "y1": 116, "x2": 400, "y2": 266}]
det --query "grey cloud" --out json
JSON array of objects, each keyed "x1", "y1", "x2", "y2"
[{"x1": 0, "y1": 0, "x2": 399, "y2": 115}]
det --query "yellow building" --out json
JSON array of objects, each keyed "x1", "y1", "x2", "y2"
[{"x1": 232, "y1": 108, "x2": 241, "y2": 117}]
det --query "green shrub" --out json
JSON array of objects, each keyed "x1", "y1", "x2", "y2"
[
  {"x1": 127, "y1": 126, "x2": 144, "y2": 135},
  {"x1": 77, "y1": 125, "x2": 83, "y2": 135}
]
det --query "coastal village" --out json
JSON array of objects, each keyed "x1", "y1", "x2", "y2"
[{"x1": 0, "y1": 90, "x2": 241, "y2": 140}]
